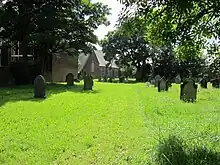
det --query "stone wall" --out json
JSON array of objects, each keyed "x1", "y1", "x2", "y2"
[{"x1": 52, "y1": 54, "x2": 78, "y2": 82}]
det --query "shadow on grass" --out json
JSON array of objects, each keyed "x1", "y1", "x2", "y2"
[
  {"x1": 155, "y1": 135, "x2": 220, "y2": 165},
  {"x1": 0, "y1": 83, "x2": 100, "y2": 107}
]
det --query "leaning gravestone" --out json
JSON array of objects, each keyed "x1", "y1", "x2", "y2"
[
  {"x1": 158, "y1": 77, "x2": 168, "y2": 92},
  {"x1": 83, "y1": 74, "x2": 93, "y2": 90},
  {"x1": 34, "y1": 75, "x2": 46, "y2": 98},
  {"x1": 180, "y1": 76, "x2": 197, "y2": 102},
  {"x1": 66, "y1": 73, "x2": 74, "y2": 86},
  {"x1": 154, "y1": 75, "x2": 161, "y2": 87},
  {"x1": 175, "y1": 75, "x2": 181, "y2": 84}
]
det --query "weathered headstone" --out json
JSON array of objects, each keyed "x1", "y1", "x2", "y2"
[
  {"x1": 158, "y1": 77, "x2": 168, "y2": 92},
  {"x1": 154, "y1": 75, "x2": 161, "y2": 87},
  {"x1": 83, "y1": 74, "x2": 93, "y2": 90},
  {"x1": 180, "y1": 74, "x2": 197, "y2": 102},
  {"x1": 175, "y1": 75, "x2": 181, "y2": 84},
  {"x1": 150, "y1": 79, "x2": 155, "y2": 85},
  {"x1": 146, "y1": 81, "x2": 151, "y2": 88},
  {"x1": 66, "y1": 73, "x2": 74, "y2": 86},
  {"x1": 34, "y1": 75, "x2": 46, "y2": 98}
]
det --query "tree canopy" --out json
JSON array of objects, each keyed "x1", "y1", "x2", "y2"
[
  {"x1": 0, "y1": 0, "x2": 110, "y2": 54},
  {"x1": 118, "y1": 0, "x2": 220, "y2": 48}
]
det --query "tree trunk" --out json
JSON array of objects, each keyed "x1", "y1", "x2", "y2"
[
  {"x1": 40, "y1": 53, "x2": 46, "y2": 75},
  {"x1": 135, "y1": 66, "x2": 141, "y2": 82}
]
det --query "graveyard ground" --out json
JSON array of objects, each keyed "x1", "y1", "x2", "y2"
[{"x1": 0, "y1": 82, "x2": 220, "y2": 164}]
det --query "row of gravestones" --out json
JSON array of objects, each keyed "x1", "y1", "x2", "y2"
[
  {"x1": 98, "y1": 76, "x2": 128, "y2": 83},
  {"x1": 154, "y1": 74, "x2": 220, "y2": 89},
  {"x1": 151, "y1": 73, "x2": 211, "y2": 102},
  {"x1": 34, "y1": 73, "x2": 94, "y2": 98}
]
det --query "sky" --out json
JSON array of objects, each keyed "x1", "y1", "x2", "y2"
[{"x1": 91, "y1": 0, "x2": 123, "y2": 49}]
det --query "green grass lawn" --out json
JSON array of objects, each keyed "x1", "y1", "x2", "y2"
[{"x1": 0, "y1": 82, "x2": 219, "y2": 164}]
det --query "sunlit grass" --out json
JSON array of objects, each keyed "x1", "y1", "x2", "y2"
[{"x1": 0, "y1": 83, "x2": 219, "y2": 164}]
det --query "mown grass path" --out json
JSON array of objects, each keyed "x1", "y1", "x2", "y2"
[{"x1": 0, "y1": 83, "x2": 219, "y2": 164}]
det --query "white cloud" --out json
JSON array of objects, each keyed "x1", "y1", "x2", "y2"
[{"x1": 91, "y1": 0, "x2": 123, "y2": 41}]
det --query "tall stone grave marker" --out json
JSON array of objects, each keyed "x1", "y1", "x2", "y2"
[
  {"x1": 175, "y1": 75, "x2": 181, "y2": 84},
  {"x1": 154, "y1": 75, "x2": 161, "y2": 87},
  {"x1": 83, "y1": 73, "x2": 93, "y2": 90},
  {"x1": 158, "y1": 77, "x2": 169, "y2": 92},
  {"x1": 34, "y1": 75, "x2": 46, "y2": 98},
  {"x1": 180, "y1": 73, "x2": 197, "y2": 102}
]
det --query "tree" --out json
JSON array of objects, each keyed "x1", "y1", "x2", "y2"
[
  {"x1": 119, "y1": 0, "x2": 220, "y2": 45},
  {"x1": 0, "y1": 0, "x2": 110, "y2": 82},
  {"x1": 101, "y1": 29, "x2": 153, "y2": 81}
]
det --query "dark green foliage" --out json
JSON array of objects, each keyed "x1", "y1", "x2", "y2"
[
  {"x1": 0, "y1": 0, "x2": 110, "y2": 77},
  {"x1": 108, "y1": 77, "x2": 113, "y2": 83},
  {"x1": 119, "y1": 0, "x2": 220, "y2": 46}
]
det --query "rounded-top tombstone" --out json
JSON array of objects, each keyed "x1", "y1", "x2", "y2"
[
  {"x1": 154, "y1": 74, "x2": 161, "y2": 87},
  {"x1": 175, "y1": 75, "x2": 181, "y2": 84},
  {"x1": 180, "y1": 72, "x2": 197, "y2": 102},
  {"x1": 158, "y1": 77, "x2": 169, "y2": 92},
  {"x1": 34, "y1": 75, "x2": 46, "y2": 98},
  {"x1": 66, "y1": 73, "x2": 74, "y2": 86},
  {"x1": 83, "y1": 73, "x2": 93, "y2": 90}
]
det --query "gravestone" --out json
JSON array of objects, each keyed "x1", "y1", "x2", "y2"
[
  {"x1": 154, "y1": 75, "x2": 161, "y2": 87},
  {"x1": 34, "y1": 75, "x2": 46, "y2": 98},
  {"x1": 66, "y1": 73, "x2": 74, "y2": 86},
  {"x1": 180, "y1": 74, "x2": 197, "y2": 102},
  {"x1": 150, "y1": 79, "x2": 155, "y2": 85},
  {"x1": 146, "y1": 81, "x2": 151, "y2": 88},
  {"x1": 83, "y1": 74, "x2": 93, "y2": 90},
  {"x1": 158, "y1": 77, "x2": 168, "y2": 92},
  {"x1": 175, "y1": 75, "x2": 181, "y2": 84},
  {"x1": 200, "y1": 78, "x2": 208, "y2": 88}
]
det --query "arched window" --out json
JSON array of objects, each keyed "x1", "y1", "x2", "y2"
[{"x1": 91, "y1": 61, "x2": 95, "y2": 72}]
